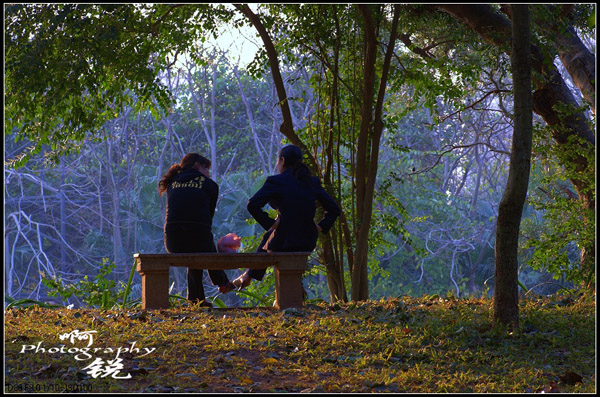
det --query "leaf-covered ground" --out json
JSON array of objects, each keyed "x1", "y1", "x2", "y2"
[{"x1": 4, "y1": 294, "x2": 596, "y2": 393}]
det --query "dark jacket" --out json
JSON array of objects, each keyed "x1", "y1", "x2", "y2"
[
  {"x1": 247, "y1": 168, "x2": 341, "y2": 252},
  {"x1": 164, "y1": 168, "x2": 219, "y2": 234},
  {"x1": 163, "y1": 167, "x2": 228, "y2": 290}
]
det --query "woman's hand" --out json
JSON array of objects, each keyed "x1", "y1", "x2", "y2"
[{"x1": 271, "y1": 216, "x2": 281, "y2": 231}]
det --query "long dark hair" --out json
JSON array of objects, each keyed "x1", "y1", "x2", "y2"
[
  {"x1": 158, "y1": 153, "x2": 211, "y2": 196},
  {"x1": 279, "y1": 145, "x2": 312, "y2": 185}
]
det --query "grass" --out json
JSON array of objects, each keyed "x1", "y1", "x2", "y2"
[{"x1": 4, "y1": 293, "x2": 596, "y2": 393}]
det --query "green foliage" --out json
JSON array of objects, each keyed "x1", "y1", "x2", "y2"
[
  {"x1": 521, "y1": 130, "x2": 595, "y2": 288},
  {"x1": 207, "y1": 295, "x2": 228, "y2": 308},
  {"x1": 4, "y1": 4, "x2": 231, "y2": 168},
  {"x1": 240, "y1": 268, "x2": 276, "y2": 307},
  {"x1": 82, "y1": 230, "x2": 113, "y2": 258},
  {"x1": 393, "y1": 4, "x2": 508, "y2": 117},
  {"x1": 235, "y1": 289, "x2": 274, "y2": 307},
  {"x1": 5, "y1": 296, "x2": 63, "y2": 309},
  {"x1": 212, "y1": 172, "x2": 266, "y2": 240},
  {"x1": 121, "y1": 259, "x2": 139, "y2": 308},
  {"x1": 587, "y1": 9, "x2": 596, "y2": 28},
  {"x1": 41, "y1": 258, "x2": 138, "y2": 309}
]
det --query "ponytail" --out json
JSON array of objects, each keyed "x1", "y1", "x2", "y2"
[
  {"x1": 291, "y1": 163, "x2": 312, "y2": 184},
  {"x1": 278, "y1": 145, "x2": 312, "y2": 186},
  {"x1": 158, "y1": 153, "x2": 211, "y2": 196},
  {"x1": 158, "y1": 164, "x2": 182, "y2": 195}
]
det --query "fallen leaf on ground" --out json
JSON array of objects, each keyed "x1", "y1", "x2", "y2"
[{"x1": 240, "y1": 376, "x2": 254, "y2": 385}]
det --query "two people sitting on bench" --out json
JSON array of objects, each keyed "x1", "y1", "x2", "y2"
[{"x1": 159, "y1": 145, "x2": 340, "y2": 305}]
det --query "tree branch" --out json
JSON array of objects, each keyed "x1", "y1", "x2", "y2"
[
  {"x1": 408, "y1": 142, "x2": 510, "y2": 177},
  {"x1": 436, "y1": 89, "x2": 511, "y2": 124},
  {"x1": 398, "y1": 33, "x2": 434, "y2": 59},
  {"x1": 150, "y1": 4, "x2": 187, "y2": 36}
]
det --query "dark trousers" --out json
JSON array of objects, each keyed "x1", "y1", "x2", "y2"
[
  {"x1": 164, "y1": 227, "x2": 229, "y2": 301},
  {"x1": 246, "y1": 230, "x2": 272, "y2": 281},
  {"x1": 247, "y1": 230, "x2": 307, "y2": 299}
]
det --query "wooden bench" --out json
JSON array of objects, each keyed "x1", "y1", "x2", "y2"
[{"x1": 134, "y1": 252, "x2": 310, "y2": 310}]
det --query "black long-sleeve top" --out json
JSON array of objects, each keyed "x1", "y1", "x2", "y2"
[
  {"x1": 164, "y1": 168, "x2": 219, "y2": 232},
  {"x1": 247, "y1": 168, "x2": 341, "y2": 252}
]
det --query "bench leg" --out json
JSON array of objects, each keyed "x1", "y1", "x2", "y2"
[
  {"x1": 274, "y1": 267, "x2": 305, "y2": 309},
  {"x1": 138, "y1": 269, "x2": 170, "y2": 309}
]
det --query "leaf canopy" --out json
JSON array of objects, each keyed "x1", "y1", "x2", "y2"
[{"x1": 5, "y1": 4, "x2": 233, "y2": 167}]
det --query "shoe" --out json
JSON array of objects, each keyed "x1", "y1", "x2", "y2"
[
  {"x1": 232, "y1": 271, "x2": 252, "y2": 291},
  {"x1": 199, "y1": 300, "x2": 213, "y2": 308},
  {"x1": 218, "y1": 281, "x2": 236, "y2": 294},
  {"x1": 189, "y1": 298, "x2": 213, "y2": 308}
]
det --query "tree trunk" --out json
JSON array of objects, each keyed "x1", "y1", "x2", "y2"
[
  {"x1": 321, "y1": 9, "x2": 348, "y2": 303},
  {"x1": 209, "y1": 61, "x2": 219, "y2": 181},
  {"x1": 500, "y1": 4, "x2": 596, "y2": 114},
  {"x1": 493, "y1": 4, "x2": 533, "y2": 328},
  {"x1": 321, "y1": 232, "x2": 347, "y2": 302},
  {"x1": 554, "y1": 24, "x2": 596, "y2": 115},
  {"x1": 59, "y1": 158, "x2": 67, "y2": 274},
  {"x1": 351, "y1": 4, "x2": 400, "y2": 301},
  {"x1": 104, "y1": 135, "x2": 125, "y2": 280},
  {"x1": 235, "y1": 5, "x2": 298, "y2": 147},
  {"x1": 351, "y1": 4, "x2": 379, "y2": 301},
  {"x1": 236, "y1": 4, "x2": 350, "y2": 301},
  {"x1": 233, "y1": 65, "x2": 269, "y2": 175}
]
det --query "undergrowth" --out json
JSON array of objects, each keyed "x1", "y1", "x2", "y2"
[{"x1": 4, "y1": 294, "x2": 596, "y2": 393}]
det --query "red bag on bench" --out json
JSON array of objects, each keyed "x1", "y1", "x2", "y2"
[{"x1": 217, "y1": 233, "x2": 241, "y2": 253}]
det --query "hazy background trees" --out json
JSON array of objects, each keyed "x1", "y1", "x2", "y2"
[{"x1": 4, "y1": 4, "x2": 595, "y2": 307}]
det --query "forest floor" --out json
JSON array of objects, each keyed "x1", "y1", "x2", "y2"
[{"x1": 5, "y1": 293, "x2": 596, "y2": 393}]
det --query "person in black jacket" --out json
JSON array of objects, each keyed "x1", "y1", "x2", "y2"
[
  {"x1": 233, "y1": 145, "x2": 341, "y2": 292},
  {"x1": 159, "y1": 153, "x2": 235, "y2": 306}
]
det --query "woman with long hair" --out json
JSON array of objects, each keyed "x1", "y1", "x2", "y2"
[
  {"x1": 233, "y1": 145, "x2": 341, "y2": 293},
  {"x1": 159, "y1": 153, "x2": 234, "y2": 306}
]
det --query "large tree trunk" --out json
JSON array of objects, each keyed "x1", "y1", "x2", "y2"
[
  {"x1": 351, "y1": 4, "x2": 400, "y2": 301},
  {"x1": 437, "y1": 3, "x2": 595, "y2": 290},
  {"x1": 235, "y1": 5, "x2": 300, "y2": 149},
  {"x1": 493, "y1": 4, "x2": 533, "y2": 328},
  {"x1": 554, "y1": 24, "x2": 596, "y2": 115},
  {"x1": 321, "y1": 232, "x2": 348, "y2": 302},
  {"x1": 238, "y1": 4, "x2": 401, "y2": 302},
  {"x1": 351, "y1": 4, "x2": 379, "y2": 301},
  {"x1": 320, "y1": 6, "x2": 348, "y2": 303},
  {"x1": 236, "y1": 4, "x2": 350, "y2": 300}
]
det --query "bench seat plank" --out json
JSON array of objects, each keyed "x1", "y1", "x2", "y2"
[
  {"x1": 134, "y1": 252, "x2": 310, "y2": 310},
  {"x1": 135, "y1": 252, "x2": 309, "y2": 271}
]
